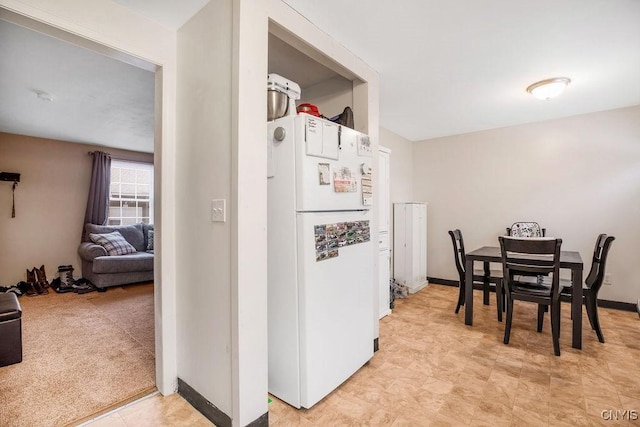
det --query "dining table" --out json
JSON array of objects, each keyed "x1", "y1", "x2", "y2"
[{"x1": 464, "y1": 246, "x2": 584, "y2": 349}]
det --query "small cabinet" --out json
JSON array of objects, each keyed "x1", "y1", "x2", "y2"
[
  {"x1": 378, "y1": 147, "x2": 391, "y2": 318},
  {"x1": 393, "y1": 202, "x2": 427, "y2": 294}
]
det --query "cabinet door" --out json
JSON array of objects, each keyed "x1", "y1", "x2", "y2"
[
  {"x1": 393, "y1": 203, "x2": 407, "y2": 285},
  {"x1": 378, "y1": 150, "x2": 390, "y2": 233},
  {"x1": 410, "y1": 204, "x2": 423, "y2": 285},
  {"x1": 418, "y1": 204, "x2": 427, "y2": 279},
  {"x1": 378, "y1": 248, "x2": 390, "y2": 318}
]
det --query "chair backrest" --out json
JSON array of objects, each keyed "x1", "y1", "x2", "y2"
[
  {"x1": 507, "y1": 222, "x2": 544, "y2": 238},
  {"x1": 585, "y1": 234, "x2": 615, "y2": 294},
  {"x1": 499, "y1": 236, "x2": 562, "y2": 296},
  {"x1": 448, "y1": 229, "x2": 466, "y2": 281}
]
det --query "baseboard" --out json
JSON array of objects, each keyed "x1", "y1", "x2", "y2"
[
  {"x1": 597, "y1": 299, "x2": 637, "y2": 312},
  {"x1": 379, "y1": 309, "x2": 392, "y2": 319},
  {"x1": 178, "y1": 378, "x2": 233, "y2": 427},
  {"x1": 408, "y1": 281, "x2": 428, "y2": 294},
  {"x1": 246, "y1": 412, "x2": 269, "y2": 427},
  {"x1": 428, "y1": 277, "x2": 638, "y2": 313},
  {"x1": 427, "y1": 277, "x2": 458, "y2": 287}
]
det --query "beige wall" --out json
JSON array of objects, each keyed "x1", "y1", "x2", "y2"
[
  {"x1": 412, "y1": 105, "x2": 640, "y2": 303},
  {"x1": 0, "y1": 132, "x2": 153, "y2": 285},
  {"x1": 300, "y1": 76, "x2": 353, "y2": 119}
]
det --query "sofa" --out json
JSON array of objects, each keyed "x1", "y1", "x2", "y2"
[{"x1": 78, "y1": 223, "x2": 154, "y2": 288}]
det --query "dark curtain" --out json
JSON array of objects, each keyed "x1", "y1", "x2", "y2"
[{"x1": 82, "y1": 151, "x2": 111, "y2": 241}]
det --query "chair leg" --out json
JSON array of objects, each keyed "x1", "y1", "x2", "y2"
[
  {"x1": 455, "y1": 281, "x2": 465, "y2": 314},
  {"x1": 585, "y1": 297, "x2": 596, "y2": 331},
  {"x1": 496, "y1": 280, "x2": 503, "y2": 322},
  {"x1": 551, "y1": 302, "x2": 561, "y2": 356},
  {"x1": 587, "y1": 295, "x2": 605, "y2": 343},
  {"x1": 503, "y1": 298, "x2": 514, "y2": 345},
  {"x1": 537, "y1": 304, "x2": 545, "y2": 332}
]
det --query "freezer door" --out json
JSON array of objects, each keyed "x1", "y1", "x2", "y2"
[
  {"x1": 296, "y1": 210, "x2": 375, "y2": 408},
  {"x1": 295, "y1": 114, "x2": 373, "y2": 212}
]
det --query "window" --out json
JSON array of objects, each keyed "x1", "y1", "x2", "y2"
[{"x1": 108, "y1": 160, "x2": 153, "y2": 225}]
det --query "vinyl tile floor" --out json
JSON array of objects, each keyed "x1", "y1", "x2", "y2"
[{"x1": 85, "y1": 284, "x2": 640, "y2": 426}]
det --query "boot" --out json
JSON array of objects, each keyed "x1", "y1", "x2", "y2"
[
  {"x1": 31, "y1": 268, "x2": 48, "y2": 295},
  {"x1": 25, "y1": 268, "x2": 39, "y2": 296},
  {"x1": 58, "y1": 265, "x2": 76, "y2": 290},
  {"x1": 35, "y1": 265, "x2": 50, "y2": 290}
]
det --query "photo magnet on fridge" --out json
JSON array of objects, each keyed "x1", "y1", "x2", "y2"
[{"x1": 318, "y1": 163, "x2": 331, "y2": 185}]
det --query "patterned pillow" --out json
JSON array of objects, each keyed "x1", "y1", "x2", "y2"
[
  {"x1": 147, "y1": 229, "x2": 154, "y2": 251},
  {"x1": 510, "y1": 222, "x2": 542, "y2": 238},
  {"x1": 89, "y1": 231, "x2": 137, "y2": 256}
]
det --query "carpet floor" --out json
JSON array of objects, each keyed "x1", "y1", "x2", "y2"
[{"x1": 0, "y1": 282, "x2": 155, "y2": 427}]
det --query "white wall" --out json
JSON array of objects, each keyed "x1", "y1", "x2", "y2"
[
  {"x1": 231, "y1": 0, "x2": 269, "y2": 424},
  {"x1": 175, "y1": 0, "x2": 235, "y2": 417},
  {"x1": 412, "y1": 105, "x2": 640, "y2": 303},
  {"x1": 176, "y1": 0, "x2": 270, "y2": 424},
  {"x1": 380, "y1": 127, "x2": 413, "y2": 206},
  {"x1": 379, "y1": 126, "x2": 414, "y2": 279},
  {"x1": 0, "y1": 132, "x2": 153, "y2": 285}
]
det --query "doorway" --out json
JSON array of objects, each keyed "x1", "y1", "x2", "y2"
[{"x1": 0, "y1": 8, "x2": 167, "y2": 425}]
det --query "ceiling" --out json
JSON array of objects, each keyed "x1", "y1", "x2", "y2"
[
  {"x1": 112, "y1": 0, "x2": 210, "y2": 31},
  {"x1": 1, "y1": 0, "x2": 639, "y2": 151},
  {"x1": 0, "y1": 19, "x2": 156, "y2": 153},
  {"x1": 283, "y1": 0, "x2": 640, "y2": 141}
]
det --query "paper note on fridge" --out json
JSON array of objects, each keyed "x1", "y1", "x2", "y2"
[
  {"x1": 305, "y1": 117, "x2": 339, "y2": 160},
  {"x1": 333, "y1": 167, "x2": 357, "y2": 193}
]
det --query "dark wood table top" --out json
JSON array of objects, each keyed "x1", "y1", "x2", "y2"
[{"x1": 466, "y1": 246, "x2": 583, "y2": 268}]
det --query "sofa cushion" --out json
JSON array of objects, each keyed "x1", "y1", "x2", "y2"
[
  {"x1": 142, "y1": 223, "x2": 154, "y2": 250},
  {"x1": 92, "y1": 252, "x2": 154, "y2": 274},
  {"x1": 147, "y1": 230, "x2": 154, "y2": 251},
  {"x1": 90, "y1": 231, "x2": 137, "y2": 256},
  {"x1": 85, "y1": 223, "x2": 145, "y2": 252}
]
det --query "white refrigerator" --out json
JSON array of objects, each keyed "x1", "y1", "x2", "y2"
[{"x1": 267, "y1": 113, "x2": 375, "y2": 409}]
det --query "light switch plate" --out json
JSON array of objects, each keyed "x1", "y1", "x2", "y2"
[{"x1": 211, "y1": 199, "x2": 226, "y2": 222}]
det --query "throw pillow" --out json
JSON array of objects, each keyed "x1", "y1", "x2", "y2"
[
  {"x1": 89, "y1": 231, "x2": 137, "y2": 256},
  {"x1": 147, "y1": 229, "x2": 154, "y2": 251}
]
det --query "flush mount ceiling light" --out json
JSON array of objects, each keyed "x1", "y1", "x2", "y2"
[{"x1": 526, "y1": 77, "x2": 571, "y2": 100}]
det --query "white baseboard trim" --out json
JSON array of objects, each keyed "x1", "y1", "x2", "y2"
[
  {"x1": 378, "y1": 308, "x2": 392, "y2": 319},
  {"x1": 408, "y1": 281, "x2": 428, "y2": 294}
]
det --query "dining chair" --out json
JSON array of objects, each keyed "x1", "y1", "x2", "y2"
[
  {"x1": 449, "y1": 229, "x2": 504, "y2": 321},
  {"x1": 499, "y1": 236, "x2": 563, "y2": 356},
  {"x1": 559, "y1": 234, "x2": 615, "y2": 343},
  {"x1": 506, "y1": 222, "x2": 548, "y2": 284},
  {"x1": 506, "y1": 222, "x2": 546, "y2": 238}
]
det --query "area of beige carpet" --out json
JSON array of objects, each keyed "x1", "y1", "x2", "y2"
[{"x1": 0, "y1": 283, "x2": 155, "y2": 427}]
